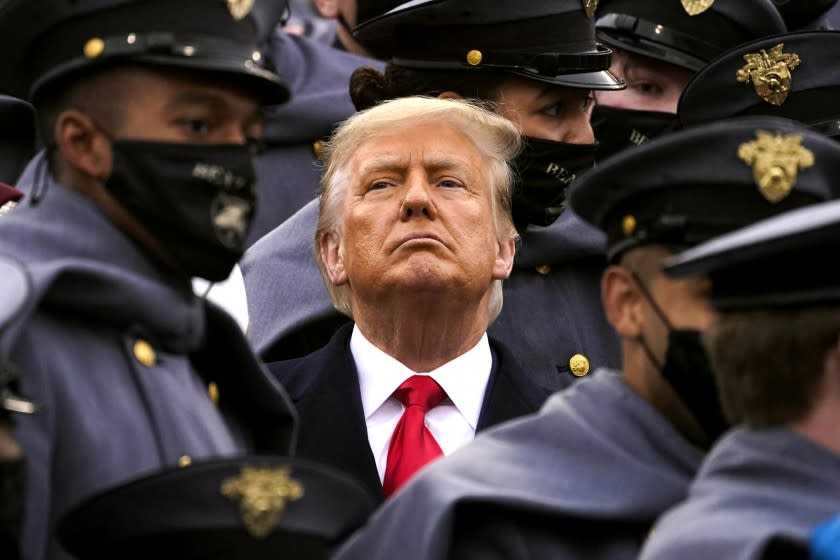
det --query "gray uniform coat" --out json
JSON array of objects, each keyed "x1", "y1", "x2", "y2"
[
  {"x1": 248, "y1": 31, "x2": 382, "y2": 244},
  {"x1": 333, "y1": 369, "x2": 704, "y2": 560},
  {"x1": 242, "y1": 201, "x2": 620, "y2": 391},
  {"x1": 640, "y1": 428, "x2": 840, "y2": 560},
  {"x1": 0, "y1": 174, "x2": 295, "y2": 560}
]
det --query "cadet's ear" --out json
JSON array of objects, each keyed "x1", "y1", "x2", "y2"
[
  {"x1": 55, "y1": 109, "x2": 112, "y2": 182},
  {"x1": 602, "y1": 265, "x2": 645, "y2": 338},
  {"x1": 437, "y1": 91, "x2": 465, "y2": 101},
  {"x1": 320, "y1": 231, "x2": 348, "y2": 286},
  {"x1": 313, "y1": 0, "x2": 339, "y2": 18}
]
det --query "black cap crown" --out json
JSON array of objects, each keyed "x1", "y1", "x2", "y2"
[
  {"x1": 596, "y1": 0, "x2": 787, "y2": 71},
  {"x1": 0, "y1": 0, "x2": 290, "y2": 103},
  {"x1": 570, "y1": 116, "x2": 840, "y2": 261},
  {"x1": 679, "y1": 31, "x2": 840, "y2": 139},
  {"x1": 58, "y1": 456, "x2": 377, "y2": 560},
  {"x1": 354, "y1": 0, "x2": 624, "y2": 90}
]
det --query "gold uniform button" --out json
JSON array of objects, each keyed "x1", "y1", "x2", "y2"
[
  {"x1": 535, "y1": 264, "x2": 552, "y2": 276},
  {"x1": 83, "y1": 37, "x2": 105, "y2": 59},
  {"x1": 208, "y1": 382, "x2": 220, "y2": 406},
  {"x1": 569, "y1": 354, "x2": 590, "y2": 377},
  {"x1": 622, "y1": 215, "x2": 637, "y2": 237},
  {"x1": 133, "y1": 339, "x2": 157, "y2": 367},
  {"x1": 178, "y1": 455, "x2": 193, "y2": 468}
]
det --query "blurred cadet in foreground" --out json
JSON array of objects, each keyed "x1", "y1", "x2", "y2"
[{"x1": 642, "y1": 197, "x2": 840, "y2": 559}]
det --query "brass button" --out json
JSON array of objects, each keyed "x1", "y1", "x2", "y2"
[
  {"x1": 83, "y1": 37, "x2": 105, "y2": 59},
  {"x1": 466, "y1": 49, "x2": 483, "y2": 66},
  {"x1": 569, "y1": 354, "x2": 590, "y2": 377},
  {"x1": 312, "y1": 140, "x2": 324, "y2": 160},
  {"x1": 622, "y1": 215, "x2": 637, "y2": 237},
  {"x1": 178, "y1": 455, "x2": 193, "y2": 468},
  {"x1": 535, "y1": 264, "x2": 552, "y2": 276},
  {"x1": 133, "y1": 339, "x2": 156, "y2": 367},
  {"x1": 208, "y1": 382, "x2": 220, "y2": 406}
]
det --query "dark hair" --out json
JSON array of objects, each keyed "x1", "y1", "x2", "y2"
[
  {"x1": 704, "y1": 306, "x2": 840, "y2": 427},
  {"x1": 349, "y1": 63, "x2": 507, "y2": 111}
]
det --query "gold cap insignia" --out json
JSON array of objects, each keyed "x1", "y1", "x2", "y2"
[
  {"x1": 736, "y1": 43, "x2": 801, "y2": 106},
  {"x1": 466, "y1": 50, "x2": 483, "y2": 66},
  {"x1": 227, "y1": 0, "x2": 255, "y2": 20},
  {"x1": 583, "y1": 0, "x2": 599, "y2": 18},
  {"x1": 738, "y1": 131, "x2": 814, "y2": 203},
  {"x1": 681, "y1": 0, "x2": 715, "y2": 16},
  {"x1": 221, "y1": 467, "x2": 304, "y2": 539}
]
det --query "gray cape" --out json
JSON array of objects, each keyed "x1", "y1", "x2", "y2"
[
  {"x1": 242, "y1": 200, "x2": 620, "y2": 390},
  {"x1": 640, "y1": 427, "x2": 840, "y2": 560},
  {"x1": 0, "y1": 171, "x2": 295, "y2": 560},
  {"x1": 333, "y1": 369, "x2": 703, "y2": 560}
]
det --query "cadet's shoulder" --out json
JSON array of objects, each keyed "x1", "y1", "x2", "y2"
[{"x1": 0, "y1": 254, "x2": 31, "y2": 335}]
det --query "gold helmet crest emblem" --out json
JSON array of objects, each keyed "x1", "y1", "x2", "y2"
[
  {"x1": 736, "y1": 44, "x2": 801, "y2": 107},
  {"x1": 583, "y1": 0, "x2": 599, "y2": 18},
  {"x1": 221, "y1": 466, "x2": 305, "y2": 538},
  {"x1": 738, "y1": 131, "x2": 814, "y2": 203},
  {"x1": 227, "y1": 0, "x2": 255, "y2": 20},
  {"x1": 681, "y1": 0, "x2": 715, "y2": 16}
]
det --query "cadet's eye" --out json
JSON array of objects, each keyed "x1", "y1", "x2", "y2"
[
  {"x1": 633, "y1": 82, "x2": 664, "y2": 97},
  {"x1": 179, "y1": 118, "x2": 212, "y2": 136}
]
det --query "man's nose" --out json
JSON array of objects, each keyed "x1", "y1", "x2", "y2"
[{"x1": 400, "y1": 177, "x2": 437, "y2": 221}]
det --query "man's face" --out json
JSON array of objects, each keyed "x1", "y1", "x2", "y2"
[
  {"x1": 107, "y1": 67, "x2": 264, "y2": 148},
  {"x1": 595, "y1": 50, "x2": 694, "y2": 113},
  {"x1": 495, "y1": 78, "x2": 596, "y2": 143},
  {"x1": 325, "y1": 121, "x2": 513, "y2": 306}
]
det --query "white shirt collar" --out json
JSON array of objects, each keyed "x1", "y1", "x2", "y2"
[{"x1": 350, "y1": 324, "x2": 493, "y2": 430}]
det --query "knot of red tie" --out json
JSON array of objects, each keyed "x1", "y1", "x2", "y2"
[
  {"x1": 383, "y1": 375, "x2": 447, "y2": 497},
  {"x1": 393, "y1": 375, "x2": 447, "y2": 411}
]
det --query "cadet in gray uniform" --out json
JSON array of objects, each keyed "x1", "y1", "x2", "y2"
[
  {"x1": 591, "y1": 0, "x2": 785, "y2": 161},
  {"x1": 641, "y1": 199, "x2": 840, "y2": 560},
  {"x1": 247, "y1": 1, "x2": 391, "y2": 243},
  {"x1": 333, "y1": 116, "x2": 840, "y2": 560},
  {"x1": 244, "y1": 0, "x2": 625, "y2": 387},
  {"x1": 0, "y1": 1, "x2": 298, "y2": 558}
]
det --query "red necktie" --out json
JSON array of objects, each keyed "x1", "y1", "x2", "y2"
[{"x1": 382, "y1": 375, "x2": 447, "y2": 497}]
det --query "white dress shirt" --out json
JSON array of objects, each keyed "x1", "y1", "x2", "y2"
[{"x1": 350, "y1": 325, "x2": 493, "y2": 483}]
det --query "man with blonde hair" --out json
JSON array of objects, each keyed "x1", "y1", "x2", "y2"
[{"x1": 266, "y1": 96, "x2": 552, "y2": 502}]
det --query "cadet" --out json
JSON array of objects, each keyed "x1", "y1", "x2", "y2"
[
  {"x1": 244, "y1": 0, "x2": 625, "y2": 389},
  {"x1": 333, "y1": 116, "x2": 840, "y2": 560},
  {"x1": 640, "y1": 199, "x2": 840, "y2": 559},
  {"x1": 591, "y1": 0, "x2": 785, "y2": 160},
  {"x1": 247, "y1": 1, "x2": 394, "y2": 242},
  {"x1": 678, "y1": 30, "x2": 840, "y2": 139},
  {"x1": 0, "y1": 1, "x2": 298, "y2": 558}
]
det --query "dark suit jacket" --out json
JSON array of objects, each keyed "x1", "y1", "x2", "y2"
[{"x1": 266, "y1": 323, "x2": 555, "y2": 502}]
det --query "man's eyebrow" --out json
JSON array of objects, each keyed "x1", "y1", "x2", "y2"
[
  {"x1": 357, "y1": 155, "x2": 410, "y2": 175},
  {"x1": 423, "y1": 154, "x2": 478, "y2": 182},
  {"x1": 164, "y1": 91, "x2": 227, "y2": 112}
]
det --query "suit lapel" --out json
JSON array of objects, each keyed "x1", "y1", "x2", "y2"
[
  {"x1": 291, "y1": 326, "x2": 385, "y2": 502},
  {"x1": 477, "y1": 339, "x2": 553, "y2": 432}
]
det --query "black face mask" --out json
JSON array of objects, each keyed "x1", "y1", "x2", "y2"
[
  {"x1": 105, "y1": 141, "x2": 258, "y2": 282},
  {"x1": 631, "y1": 272, "x2": 730, "y2": 444},
  {"x1": 591, "y1": 105, "x2": 679, "y2": 163},
  {"x1": 510, "y1": 136, "x2": 597, "y2": 233}
]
